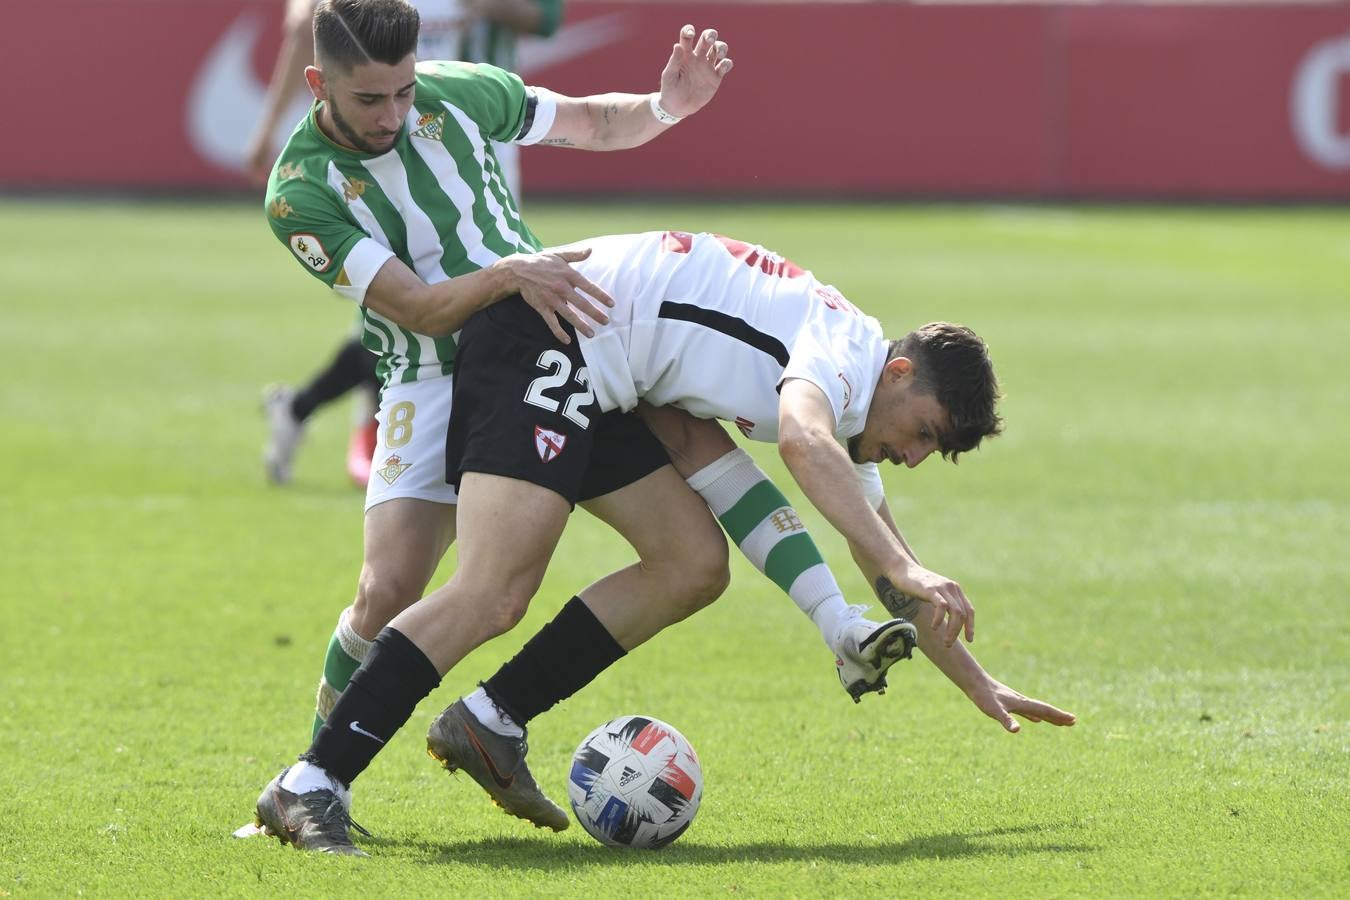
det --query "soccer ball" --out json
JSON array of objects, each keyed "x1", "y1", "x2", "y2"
[{"x1": 567, "y1": 715, "x2": 702, "y2": 849}]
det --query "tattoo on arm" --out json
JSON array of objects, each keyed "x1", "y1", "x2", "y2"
[
  {"x1": 875, "y1": 576, "x2": 921, "y2": 621},
  {"x1": 538, "y1": 137, "x2": 574, "y2": 146},
  {"x1": 601, "y1": 102, "x2": 618, "y2": 125}
]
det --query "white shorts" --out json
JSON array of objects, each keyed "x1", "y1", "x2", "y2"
[{"x1": 364, "y1": 375, "x2": 459, "y2": 511}]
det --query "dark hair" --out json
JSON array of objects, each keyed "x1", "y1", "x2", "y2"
[
  {"x1": 314, "y1": 0, "x2": 420, "y2": 72},
  {"x1": 890, "y1": 322, "x2": 1003, "y2": 461}
]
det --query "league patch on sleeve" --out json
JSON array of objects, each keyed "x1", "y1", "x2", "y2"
[{"x1": 289, "y1": 233, "x2": 332, "y2": 272}]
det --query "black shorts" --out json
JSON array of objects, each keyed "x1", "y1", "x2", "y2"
[{"x1": 445, "y1": 295, "x2": 670, "y2": 505}]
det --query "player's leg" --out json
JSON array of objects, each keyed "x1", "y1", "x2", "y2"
[
  {"x1": 433, "y1": 416, "x2": 727, "y2": 830},
  {"x1": 247, "y1": 379, "x2": 461, "y2": 847},
  {"x1": 310, "y1": 497, "x2": 456, "y2": 737},
  {"x1": 263, "y1": 336, "x2": 376, "y2": 485},
  {"x1": 310, "y1": 376, "x2": 460, "y2": 739},
  {"x1": 257, "y1": 472, "x2": 571, "y2": 850},
  {"x1": 345, "y1": 378, "x2": 380, "y2": 487},
  {"x1": 431, "y1": 464, "x2": 727, "y2": 831},
  {"x1": 254, "y1": 296, "x2": 603, "y2": 850},
  {"x1": 643, "y1": 405, "x2": 917, "y2": 699},
  {"x1": 459, "y1": 462, "x2": 729, "y2": 719}
]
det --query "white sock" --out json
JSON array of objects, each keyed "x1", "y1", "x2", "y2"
[
  {"x1": 337, "y1": 606, "x2": 374, "y2": 659},
  {"x1": 812, "y1": 599, "x2": 868, "y2": 654},
  {"x1": 463, "y1": 688, "x2": 524, "y2": 738},
  {"x1": 279, "y1": 760, "x2": 351, "y2": 808}
]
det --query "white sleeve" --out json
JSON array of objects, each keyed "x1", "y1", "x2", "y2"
[
  {"x1": 336, "y1": 237, "x2": 395, "y2": 305},
  {"x1": 779, "y1": 333, "x2": 849, "y2": 427},
  {"x1": 514, "y1": 88, "x2": 558, "y2": 146},
  {"x1": 854, "y1": 462, "x2": 885, "y2": 511}
]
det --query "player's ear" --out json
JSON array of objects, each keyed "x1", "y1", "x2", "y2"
[
  {"x1": 305, "y1": 65, "x2": 328, "y2": 101},
  {"x1": 884, "y1": 357, "x2": 914, "y2": 381}
]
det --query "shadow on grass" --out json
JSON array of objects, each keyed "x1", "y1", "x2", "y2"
[{"x1": 382, "y1": 822, "x2": 1097, "y2": 868}]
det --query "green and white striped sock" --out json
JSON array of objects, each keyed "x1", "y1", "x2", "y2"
[
  {"x1": 312, "y1": 606, "x2": 372, "y2": 740},
  {"x1": 686, "y1": 449, "x2": 853, "y2": 649}
]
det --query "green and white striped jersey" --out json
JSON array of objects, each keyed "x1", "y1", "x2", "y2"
[{"x1": 264, "y1": 61, "x2": 554, "y2": 386}]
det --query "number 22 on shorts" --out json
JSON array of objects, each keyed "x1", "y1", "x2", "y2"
[{"x1": 523, "y1": 349, "x2": 595, "y2": 428}]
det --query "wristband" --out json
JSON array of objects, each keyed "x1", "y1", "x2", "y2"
[{"x1": 649, "y1": 93, "x2": 684, "y2": 125}]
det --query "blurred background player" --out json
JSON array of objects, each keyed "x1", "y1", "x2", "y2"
[{"x1": 247, "y1": 0, "x2": 563, "y2": 487}]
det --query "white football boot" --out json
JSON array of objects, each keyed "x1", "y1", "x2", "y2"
[
  {"x1": 262, "y1": 384, "x2": 305, "y2": 485},
  {"x1": 833, "y1": 607, "x2": 918, "y2": 703}
]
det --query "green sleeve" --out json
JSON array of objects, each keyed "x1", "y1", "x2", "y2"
[
  {"x1": 414, "y1": 61, "x2": 530, "y2": 144},
  {"x1": 264, "y1": 174, "x2": 369, "y2": 291}
]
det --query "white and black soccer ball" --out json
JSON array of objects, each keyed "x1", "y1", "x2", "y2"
[{"x1": 568, "y1": 715, "x2": 702, "y2": 849}]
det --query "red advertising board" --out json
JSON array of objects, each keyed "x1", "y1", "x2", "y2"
[
  {"x1": 1060, "y1": 5, "x2": 1350, "y2": 196},
  {"x1": 2, "y1": 1, "x2": 1348, "y2": 198}
]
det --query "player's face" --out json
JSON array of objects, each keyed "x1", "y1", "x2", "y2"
[
  {"x1": 849, "y1": 358, "x2": 950, "y2": 469},
  {"x1": 312, "y1": 54, "x2": 417, "y2": 155}
]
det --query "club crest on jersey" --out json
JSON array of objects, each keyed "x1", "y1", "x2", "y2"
[
  {"x1": 534, "y1": 426, "x2": 567, "y2": 462},
  {"x1": 289, "y1": 233, "x2": 331, "y2": 272},
  {"x1": 342, "y1": 178, "x2": 368, "y2": 203},
  {"x1": 268, "y1": 197, "x2": 293, "y2": 219},
  {"x1": 411, "y1": 111, "x2": 445, "y2": 141},
  {"x1": 375, "y1": 454, "x2": 411, "y2": 486}
]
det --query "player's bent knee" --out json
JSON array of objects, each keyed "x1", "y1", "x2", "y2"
[
  {"x1": 662, "y1": 530, "x2": 731, "y2": 612},
  {"x1": 697, "y1": 532, "x2": 732, "y2": 596},
  {"x1": 477, "y1": 590, "x2": 534, "y2": 640},
  {"x1": 353, "y1": 567, "x2": 424, "y2": 631}
]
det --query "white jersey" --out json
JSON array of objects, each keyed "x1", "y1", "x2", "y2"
[
  {"x1": 414, "y1": 0, "x2": 471, "y2": 61},
  {"x1": 572, "y1": 231, "x2": 889, "y2": 447}
]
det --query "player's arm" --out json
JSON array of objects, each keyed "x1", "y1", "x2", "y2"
[
  {"x1": 537, "y1": 25, "x2": 732, "y2": 151},
  {"x1": 850, "y1": 462, "x2": 924, "y2": 565},
  {"x1": 361, "y1": 248, "x2": 614, "y2": 342},
  {"x1": 269, "y1": 186, "x2": 613, "y2": 341},
  {"x1": 777, "y1": 377, "x2": 974, "y2": 647},
  {"x1": 855, "y1": 516, "x2": 1076, "y2": 733},
  {"x1": 245, "y1": 0, "x2": 317, "y2": 184}
]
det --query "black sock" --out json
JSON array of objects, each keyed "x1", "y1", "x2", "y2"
[
  {"x1": 481, "y1": 597, "x2": 626, "y2": 726},
  {"x1": 291, "y1": 338, "x2": 378, "y2": 422},
  {"x1": 303, "y1": 627, "x2": 440, "y2": 787}
]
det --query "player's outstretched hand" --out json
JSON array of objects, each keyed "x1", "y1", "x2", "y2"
[
  {"x1": 889, "y1": 563, "x2": 975, "y2": 647},
  {"x1": 505, "y1": 248, "x2": 614, "y2": 344},
  {"x1": 967, "y1": 677, "x2": 1077, "y2": 733},
  {"x1": 657, "y1": 25, "x2": 733, "y2": 119}
]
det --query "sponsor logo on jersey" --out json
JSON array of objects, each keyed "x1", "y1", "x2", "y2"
[
  {"x1": 375, "y1": 454, "x2": 411, "y2": 485},
  {"x1": 534, "y1": 426, "x2": 567, "y2": 462},
  {"x1": 289, "y1": 233, "x2": 331, "y2": 272},
  {"x1": 734, "y1": 416, "x2": 755, "y2": 438},
  {"x1": 838, "y1": 373, "x2": 853, "y2": 411},
  {"x1": 342, "y1": 178, "x2": 368, "y2": 203},
  {"x1": 267, "y1": 197, "x2": 293, "y2": 219},
  {"x1": 770, "y1": 508, "x2": 804, "y2": 534},
  {"x1": 411, "y1": 111, "x2": 446, "y2": 142},
  {"x1": 276, "y1": 162, "x2": 304, "y2": 181}
]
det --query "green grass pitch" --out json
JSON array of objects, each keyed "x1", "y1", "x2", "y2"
[{"x1": 1, "y1": 199, "x2": 1347, "y2": 897}]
